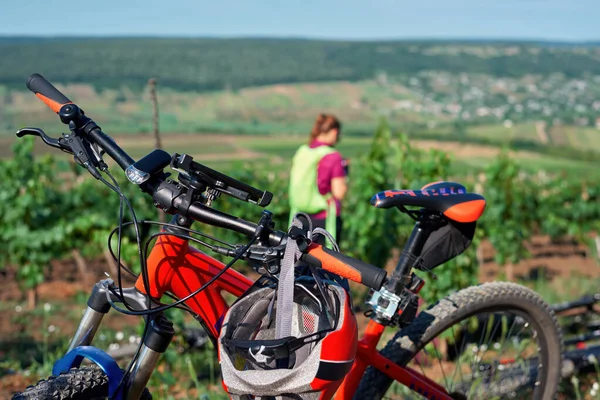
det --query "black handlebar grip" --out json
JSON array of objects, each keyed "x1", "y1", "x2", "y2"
[
  {"x1": 303, "y1": 244, "x2": 387, "y2": 290},
  {"x1": 26, "y1": 73, "x2": 72, "y2": 113}
]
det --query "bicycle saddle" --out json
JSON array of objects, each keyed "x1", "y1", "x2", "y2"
[{"x1": 370, "y1": 181, "x2": 486, "y2": 223}]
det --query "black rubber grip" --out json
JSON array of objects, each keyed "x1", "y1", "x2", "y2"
[
  {"x1": 26, "y1": 73, "x2": 72, "y2": 108},
  {"x1": 302, "y1": 245, "x2": 386, "y2": 290}
]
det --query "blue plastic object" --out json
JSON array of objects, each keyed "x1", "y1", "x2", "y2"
[{"x1": 53, "y1": 346, "x2": 124, "y2": 399}]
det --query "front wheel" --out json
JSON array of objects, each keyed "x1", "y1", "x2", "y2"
[
  {"x1": 355, "y1": 281, "x2": 563, "y2": 399},
  {"x1": 12, "y1": 365, "x2": 152, "y2": 400}
]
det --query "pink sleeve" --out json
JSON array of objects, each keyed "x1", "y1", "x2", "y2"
[{"x1": 316, "y1": 152, "x2": 347, "y2": 195}]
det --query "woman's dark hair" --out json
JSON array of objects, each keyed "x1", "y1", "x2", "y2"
[{"x1": 309, "y1": 113, "x2": 341, "y2": 143}]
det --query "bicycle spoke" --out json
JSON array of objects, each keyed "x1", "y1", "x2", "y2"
[
  {"x1": 495, "y1": 315, "x2": 522, "y2": 358},
  {"x1": 432, "y1": 338, "x2": 450, "y2": 389},
  {"x1": 414, "y1": 348, "x2": 429, "y2": 381},
  {"x1": 408, "y1": 313, "x2": 539, "y2": 399},
  {"x1": 485, "y1": 314, "x2": 536, "y2": 397},
  {"x1": 471, "y1": 313, "x2": 490, "y2": 377},
  {"x1": 449, "y1": 323, "x2": 467, "y2": 392},
  {"x1": 495, "y1": 317, "x2": 530, "y2": 379},
  {"x1": 482, "y1": 313, "x2": 507, "y2": 382},
  {"x1": 513, "y1": 329, "x2": 539, "y2": 384},
  {"x1": 451, "y1": 313, "x2": 537, "y2": 398}
]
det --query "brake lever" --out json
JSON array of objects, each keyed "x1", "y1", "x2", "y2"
[
  {"x1": 16, "y1": 127, "x2": 63, "y2": 150},
  {"x1": 16, "y1": 127, "x2": 74, "y2": 155}
]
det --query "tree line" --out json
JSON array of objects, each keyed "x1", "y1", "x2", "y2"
[{"x1": 1, "y1": 37, "x2": 599, "y2": 91}]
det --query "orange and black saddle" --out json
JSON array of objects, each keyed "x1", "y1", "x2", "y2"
[{"x1": 370, "y1": 181, "x2": 486, "y2": 223}]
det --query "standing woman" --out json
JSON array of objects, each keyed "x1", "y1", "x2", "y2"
[{"x1": 288, "y1": 113, "x2": 348, "y2": 241}]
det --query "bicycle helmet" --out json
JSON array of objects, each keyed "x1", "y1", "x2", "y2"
[{"x1": 218, "y1": 274, "x2": 357, "y2": 400}]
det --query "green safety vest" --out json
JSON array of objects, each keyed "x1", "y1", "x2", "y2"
[{"x1": 288, "y1": 145, "x2": 338, "y2": 238}]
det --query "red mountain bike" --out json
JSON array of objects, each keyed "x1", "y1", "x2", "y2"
[{"x1": 12, "y1": 74, "x2": 562, "y2": 400}]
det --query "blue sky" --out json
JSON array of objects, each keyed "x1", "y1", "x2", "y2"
[{"x1": 1, "y1": 0, "x2": 598, "y2": 41}]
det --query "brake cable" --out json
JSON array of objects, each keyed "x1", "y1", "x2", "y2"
[
  {"x1": 99, "y1": 169, "x2": 149, "y2": 312},
  {"x1": 103, "y1": 234, "x2": 258, "y2": 316}
]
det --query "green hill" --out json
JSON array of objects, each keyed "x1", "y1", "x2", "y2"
[{"x1": 1, "y1": 37, "x2": 599, "y2": 91}]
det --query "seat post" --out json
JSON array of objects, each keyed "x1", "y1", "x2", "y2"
[{"x1": 385, "y1": 214, "x2": 434, "y2": 294}]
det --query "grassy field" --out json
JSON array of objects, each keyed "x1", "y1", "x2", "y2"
[
  {"x1": 466, "y1": 123, "x2": 540, "y2": 143},
  {"x1": 550, "y1": 125, "x2": 600, "y2": 151},
  {"x1": 3, "y1": 77, "x2": 599, "y2": 166},
  {"x1": 0, "y1": 80, "x2": 410, "y2": 136}
]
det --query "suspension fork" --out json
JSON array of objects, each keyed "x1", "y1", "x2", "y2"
[
  {"x1": 68, "y1": 279, "x2": 151, "y2": 349},
  {"x1": 125, "y1": 313, "x2": 174, "y2": 400},
  {"x1": 67, "y1": 279, "x2": 174, "y2": 400}
]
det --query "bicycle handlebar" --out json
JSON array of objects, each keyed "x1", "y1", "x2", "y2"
[
  {"x1": 87, "y1": 128, "x2": 135, "y2": 171},
  {"x1": 27, "y1": 73, "x2": 73, "y2": 113},
  {"x1": 302, "y1": 244, "x2": 386, "y2": 290},
  {"x1": 185, "y1": 201, "x2": 287, "y2": 245},
  {"x1": 23, "y1": 73, "x2": 387, "y2": 290},
  {"x1": 26, "y1": 74, "x2": 135, "y2": 170}
]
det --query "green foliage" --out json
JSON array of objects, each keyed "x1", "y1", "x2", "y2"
[
  {"x1": 481, "y1": 150, "x2": 539, "y2": 267},
  {"x1": 340, "y1": 119, "x2": 399, "y2": 268},
  {"x1": 0, "y1": 138, "x2": 66, "y2": 288},
  {"x1": 393, "y1": 133, "x2": 452, "y2": 238},
  {"x1": 536, "y1": 178, "x2": 600, "y2": 245},
  {"x1": 66, "y1": 169, "x2": 158, "y2": 268},
  {"x1": 0, "y1": 139, "x2": 160, "y2": 291},
  {"x1": 476, "y1": 148, "x2": 600, "y2": 281}
]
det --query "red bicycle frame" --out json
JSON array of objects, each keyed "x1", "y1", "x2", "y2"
[{"x1": 135, "y1": 233, "x2": 453, "y2": 400}]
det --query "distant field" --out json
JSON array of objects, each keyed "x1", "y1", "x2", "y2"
[
  {"x1": 3, "y1": 78, "x2": 598, "y2": 148},
  {"x1": 3, "y1": 132, "x2": 597, "y2": 182},
  {"x1": 0, "y1": 79, "x2": 422, "y2": 137},
  {"x1": 466, "y1": 123, "x2": 540, "y2": 143},
  {"x1": 3, "y1": 78, "x2": 599, "y2": 181},
  {"x1": 548, "y1": 125, "x2": 600, "y2": 151}
]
